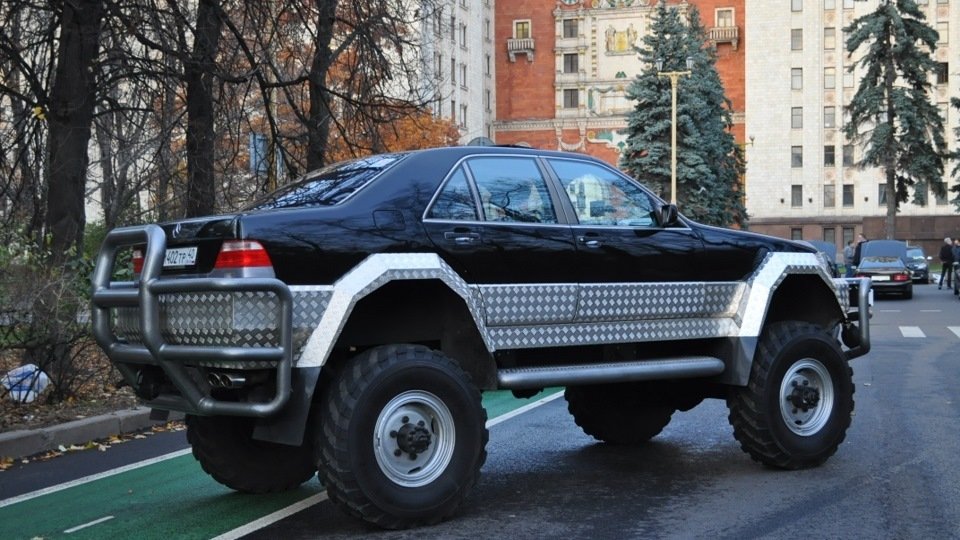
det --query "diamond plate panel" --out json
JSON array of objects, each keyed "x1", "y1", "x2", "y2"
[
  {"x1": 488, "y1": 318, "x2": 738, "y2": 349},
  {"x1": 577, "y1": 282, "x2": 743, "y2": 322},
  {"x1": 478, "y1": 284, "x2": 578, "y2": 326}
]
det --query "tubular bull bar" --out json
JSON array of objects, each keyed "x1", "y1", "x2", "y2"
[{"x1": 90, "y1": 224, "x2": 293, "y2": 417}]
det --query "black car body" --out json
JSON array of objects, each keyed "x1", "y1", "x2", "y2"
[
  {"x1": 90, "y1": 146, "x2": 871, "y2": 528},
  {"x1": 856, "y1": 255, "x2": 913, "y2": 298},
  {"x1": 800, "y1": 240, "x2": 840, "y2": 277},
  {"x1": 905, "y1": 246, "x2": 930, "y2": 284}
]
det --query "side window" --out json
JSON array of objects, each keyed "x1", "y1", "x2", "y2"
[
  {"x1": 427, "y1": 166, "x2": 478, "y2": 221},
  {"x1": 547, "y1": 159, "x2": 657, "y2": 227},
  {"x1": 466, "y1": 157, "x2": 558, "y2": 224}
]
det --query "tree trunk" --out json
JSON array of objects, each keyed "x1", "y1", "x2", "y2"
[
  {"x1": 45, "y1": 0, "x2": 104, "y2": 259},
  {"x1": 184, "y1": 0, "x2": 222, "y2": 218},
  {"x1": 94, "y1": 116, "x2": 117, "y2": 228},
  {"x1": 307, "y1": 0, "x2": 338, "y2": 170}
]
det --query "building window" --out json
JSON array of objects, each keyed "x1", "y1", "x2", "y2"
[
  {"x1": 937, "y1": 0, "x2": 947, "y2": 4},
  {"x1": 823, "y1": 227, "x2": 836, "y2": 245},
  {"x1": 514, "y1": 20, "x2": 531, "y2": 39},
  {"x1": 791, "y1": 185, "x2": 803, "y2": 207},
  {"x1": 791, "y1": 29, "x2": 803, "y2": 51},
  {"x1": 460, "y1": 104, "x2": 468, "y2": 128},
  {"x1": 937, "y1": 22, "x2": 948, "y2": 44},
  {"x1": 825, "y1": 27, "x2": 836, "y2": 50},
  {"x1": 451, "y1": 99, "x2": 456, "y2": 120},
  {"x1": 842, "y1": 227, "x2": 854, "y2": 247},
  {"x1": 461, "y1": 63, "x2": 467, "y2": 87},
  {"x1": 843, "y1": 0, "x2": 855, "y2": 8},
  {"x1": 934, "y1": 182, "x2": 948, "y2": 205},
  {"x1": 791, "y1": 228, "x2": 803, "y2": 240},
  {"x1": 563, "y1": 19, "x2": 578, "y2": 38},
  {"x1": 563, "y1": 88, "x2": 578, "y2": 109},
  {"x1": 485, "y1": 54, "x2": 491, "y2": 76},
  {"x1": 918, "y1": 0, "x2": 928, "y2": 4},
  {"x1": 791, "y1": 0, "x2": 802, "y2": 12},
  {"x1": 843, "y1": 70, "x2": 855, "y2": 88},
  {"x1": 878, "y1": 183, "x2": 887, "y2": 206},
  {"x1": 825, "y1": 0, "x2": 836, "y2": 8},
  {"x1": 824, "y1": 106, "x2": 836, "y2": 128},
  {"x1": 792, "y1": 68, "x2": 803, "y2": 90},
  {"x1": 485, "y1": 19, "x2": 491, "y2": 41},
  {"x1": 716, "y1": 8, "x2": 734, "y2": 27},
  {"x1": 451, "y1": 16, "x2": 456, "y2": 42},
  {"x1": 824, "y1": 67, "x2": 836, "y2": 89},
  {"x1": 791, "y1": 107, "x2": 803, "y2": 129},
  {"x1": 461, "y1": 23, "x2": 467, "y2": 47},
  {"x1": 825, "y1": 145, "x2": 836, "y2": 166},
  {"x1": 916, "y1": 185, "x2": 928, "y2": 206},
  {"x1": 842, "y1": 184, "x2": 854, "y2": 207},
  {"x1": 824, "y1": 185, "x2": 836, "y2": 208},
  {"x1": 936, "y1": 62, "x2": 949, "y2": 85},
  {"x1": 563, "y1": 53, "x2": 578, "y2": 74},
  {"x1": 451, "y1": 58, "x2": 456, "y2": 84},
  {"x1": 843, "y1": 145, "x2": 854, "y2": 167},
  {"x1": 485, "y1": 90, "x2": 491, "y2": 112},
  {"x1": 792, "y1": 146, "x2": 803, "y2": 167}
]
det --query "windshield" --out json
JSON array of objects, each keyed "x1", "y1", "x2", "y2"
[
  {"x1": 906, "y1": 248, "x2": 925, "y2": 261},
  {"x1": 245, "y1": 153, "x2": 405, "y2": 210}
]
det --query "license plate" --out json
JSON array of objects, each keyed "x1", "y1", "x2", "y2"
[
  {"x1": 164, "y1": 247, "x2": 198, "y2": 267},
  {"x1": 871, "y1": 275, "x2": 890, "y2": 282}
]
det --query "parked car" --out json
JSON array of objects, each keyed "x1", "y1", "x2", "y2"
[
  {"x1": 90, "y1": 146, "x2": 871, "y2": 529},
  {"x1": 800, "y1": 240, "x2": 840, "y2": 277},
  {"x1": 905, "y1": 246, "x2": 931, "y2": 284},
  {"x1": 855, "y1": 255, "x2": 913, "y2": 299}
]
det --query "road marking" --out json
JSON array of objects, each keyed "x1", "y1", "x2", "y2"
[
  {"x1": 486, "y1": 390, "x2": 564, "y2": 428},
  {"x1": 64, "y1": 515, "x2": 114, "y2": 534},
  {"x1": 950, "y1": 327, "x2": 960, "y2": 339},
  {"x1": 211, "y1": 493, "x2": 328, "y2": 540},
  {"x1": 920, "y1": 310, "x2": 941, "y2": 313},
  {"x1": 878, "y1": 309, "x2": 901, "y2": 313},
  {"x1": 0, "y1": 448, "x2": 192, "y2": 508},
  {"x1": 900, "y1": 326, "x2": 926, "y2": 338}
]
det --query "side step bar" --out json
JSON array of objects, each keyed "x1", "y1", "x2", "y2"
[{"x1": 496, "y1": 356, "x2": 726, "y2": 389}]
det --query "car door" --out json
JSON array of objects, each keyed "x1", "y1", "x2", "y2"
[
  {"x1": 544, "y1": 157, "x2": 705, "y2": 285},
  {"x1": 422, "y1": 155, "x2": 579, "y2": 325}
]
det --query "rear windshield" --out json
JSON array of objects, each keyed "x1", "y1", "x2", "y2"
[{"x1": 245, "y1": 153, "x2": 405, "y2": 210}]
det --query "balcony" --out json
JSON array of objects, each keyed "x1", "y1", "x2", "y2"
[
  {"x1": 708, "y1": 25, "x2": 739, "y2": 50},
  {"x1": 507, "y1": 37, "x2": 535, "y2": 62}
]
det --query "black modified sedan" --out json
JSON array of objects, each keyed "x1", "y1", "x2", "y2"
[{"x1": 856, "y1": 256, "x2": 913, "y2": 299}]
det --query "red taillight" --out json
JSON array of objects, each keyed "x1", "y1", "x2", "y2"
[
  {"x1": 892, "y1": 273, "x2": 910, "y2": 282},
  {"x1": 213, "y1": 240, "x2": 272, "y2": 269},
  {"x1": 132, "y1": 249, "x2": 144, "y2": 274}
]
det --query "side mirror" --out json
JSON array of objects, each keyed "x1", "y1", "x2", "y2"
[{"x1": 659, "y1": 204, "x2": 679, "y2": 227}]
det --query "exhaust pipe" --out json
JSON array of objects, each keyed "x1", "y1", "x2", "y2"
[{"x1": 207, "y1": 372, "x2": 247, "y2": 389}]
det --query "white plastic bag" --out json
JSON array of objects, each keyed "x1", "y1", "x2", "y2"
[{"x1": 1, "y1": 363, "x2": 50, "y2": 403}]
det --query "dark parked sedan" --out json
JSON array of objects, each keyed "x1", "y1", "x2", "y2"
[
  {"x1": 905, "y1": 246, "x2": 930, "y2": 284},
  {"x1": 856, "y1": 256, "x2": 913, "y2": 299}
]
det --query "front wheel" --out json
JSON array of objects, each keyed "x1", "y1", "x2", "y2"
[
  {"x1": 315, "y1": 345, "x2": 487, "y2": 529},
  {"x1": 727, "y1": 321, "x2": 854, "y2": 469}
]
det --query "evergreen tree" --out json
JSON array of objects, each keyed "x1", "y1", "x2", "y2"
[
  {"x1": 620, "y1": 3, "x2": 746, "y2": 227},
  {"x1": 844, "y1": 0, "x2": 945, "y2": 239},
  {"x1": 950, "y1": 97, "x2": 960, "y2": 209}
]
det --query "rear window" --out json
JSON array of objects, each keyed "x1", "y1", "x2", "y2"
[{"x1": 245, "y1": 153, "x2": 405, "y2": 210}]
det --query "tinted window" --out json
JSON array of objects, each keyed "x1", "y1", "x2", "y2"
[
  {"x1": 427, "y1": 167, "x2": 478, "y2": 220},
  {"x1": 246, "y1": 154, "x2": 404, "y2": 210},
  {"x1": 467, "y1": 157, "x2": 558, "y2": 224},
  {"x1": 547, "y1": 159, "x2": 657, "y2": 227}
]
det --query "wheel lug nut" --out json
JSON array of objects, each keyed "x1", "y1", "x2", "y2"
[
  {"x1": 394, "y1": 449, "x2": 402, "y2": 457},
  {"x1": 389, "y1": 430, "x2": 397, "y2": 438},
  {"x1": 417, "y1": 420, "x2": 425, "y2": 427},
  {"x1": 791, "y1": 381, "x2": 798, "y2": 387},
  {"x1": 409, "y1": 453, "x2": 418, "y2": 460},
  {"x1": 401, "y1": 416, "x2": 409, "y2": 424}
]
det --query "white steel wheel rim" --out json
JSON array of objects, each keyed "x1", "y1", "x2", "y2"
[
  {"x1": 779, "y1": 358, "x2": 835, "y2": 436},
  {"x1": 373, "y1": 390, "x2": 456, "y2": 488}
]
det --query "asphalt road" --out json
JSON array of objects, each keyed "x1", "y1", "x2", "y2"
[{"x1": 2, "y1": 283, "x2": 960, "y2": 539}]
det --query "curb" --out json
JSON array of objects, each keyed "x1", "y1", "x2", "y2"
[{"x1": 0, "y1": 408, "x2": 184, "y2": 460}]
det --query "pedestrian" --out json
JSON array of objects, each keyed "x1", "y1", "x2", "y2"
[
  {"x1": 843, "y1": 240, "x2": 855, "y2": 277},
  {"x1": 953, "y1": 239, "x2": 960, "y2": 296},
  {"x1": 938, "y1": 237, "x2": 954, "y2": 289}
]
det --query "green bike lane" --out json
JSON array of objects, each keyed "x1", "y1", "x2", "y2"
[{"x1": 0, "y1": 389, "x2": 562, "y2": 540}]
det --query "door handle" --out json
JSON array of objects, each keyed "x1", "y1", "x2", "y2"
[
  {"x1": 578, "y1": 236, "x2": 601, "y2": 248},
  {"x1": 444, "y1": 231, "x2": 480, "y2": 245}
]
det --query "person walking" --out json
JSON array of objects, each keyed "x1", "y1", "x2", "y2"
[
  {"x1": 938, "y1": 237, "x2": 954, "y2": 289},
  {"x1": 843, "y1": 240, "x2": 856, "y2": 278},
  {"x1": 952, "y1": 239, "x2": 960, "y2": 296}
]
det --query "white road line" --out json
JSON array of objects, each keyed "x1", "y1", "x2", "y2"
[
  {"x1": 209, "y1": 391, "x2": 564, "y2": 540},
  {"x1": 949, "y1": 327, "x2": 960, "y2": 339},
  {"x1": 900, "y1": 326, "x2": 926, "y2": 338},
  {"x1": 211, "y1": 493, "x2": 328, "y2": 540},
  {"x1": 0, "y1": 449, "x2": 192, "y2": 508},
  {"x1": 920, "y1": 310, "x2": 942, "y2": 313},
  {"x1": 878, "y1": 309, "x2": 901, "y2": 313},
  {"x1": 64, "y1": 515, "x2": 115, "y2": 534}
]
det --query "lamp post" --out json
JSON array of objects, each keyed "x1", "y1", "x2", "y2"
[{"x1": 656, "y1": 56, "x2": 693, "y2": 205}]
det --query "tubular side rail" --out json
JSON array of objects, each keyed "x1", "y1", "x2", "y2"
[
  {"x1": 843, "y1": 277, "x2": 871, "y2": 360},
  {"x1": 90, "y1": 224, "x2": 294, "y2": 418}
]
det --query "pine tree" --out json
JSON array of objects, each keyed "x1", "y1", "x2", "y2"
[
  {"x1": 950, "y1": 97, "x2": 960, "y2": 209},
  {"x1": 844, "y1": 0, "x2": 946, "y2": 239},
  {"x1": 620, "y1": 3, "x2": 746, "y2": 227}
]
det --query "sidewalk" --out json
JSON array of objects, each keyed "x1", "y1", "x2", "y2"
[{"x1": 0, "y1": 408, "x2": 183, "y2": 459}]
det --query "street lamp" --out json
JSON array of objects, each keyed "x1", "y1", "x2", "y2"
[{"x1": 656, "y1": 56, "x2": 694, "y2": 205}]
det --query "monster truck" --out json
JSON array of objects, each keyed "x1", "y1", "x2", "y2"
[{"x1": 91, "y1": 146, "x2": 871, "y2": 529}]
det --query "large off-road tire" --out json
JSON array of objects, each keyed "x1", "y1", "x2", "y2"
[
  {"x1": 186, "y1": 415, "x2": 316, "y2": 493},
  {"x1": 315, "y1": 345, "x2": 488, "y2": 529},
  {"x1": 727, "y1": 321, "x2": 854, "y2": 470},
  {"x1": 565, "y1": 383, "x2": 675, "y2": 445}
]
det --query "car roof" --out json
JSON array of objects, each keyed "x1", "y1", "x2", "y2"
[{"x1": 860, "y1": 239, "x2": 907, "y2": 258}]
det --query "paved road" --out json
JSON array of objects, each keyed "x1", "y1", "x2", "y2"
[{"x1": 2, "y1": 284, "x2": 960, "y2": 539}]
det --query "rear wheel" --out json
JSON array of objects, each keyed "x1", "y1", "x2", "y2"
[
  {"x1": 186, "y1": 415, "x2": 316, "y2": 493},
  {"x1": 565, "y1": 383, "x2": 675, "y2": 445},
  {"x1": 315, "y1": 345, "x2": 487, "y2": 529},
  {"x1": 727, "y1": 321, "x2": 854, "y2": 469}
]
